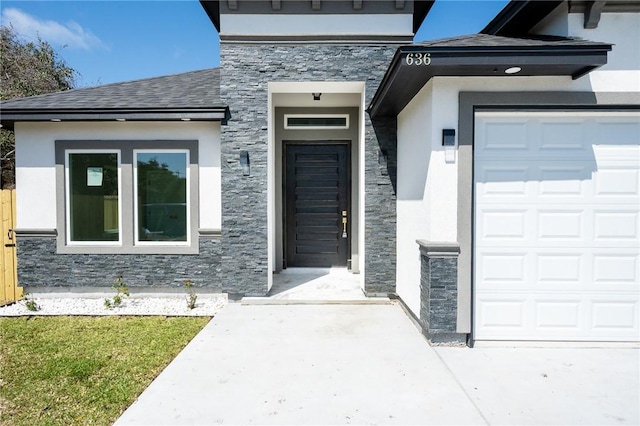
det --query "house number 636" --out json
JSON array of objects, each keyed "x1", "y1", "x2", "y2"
[{"x1": 405, "y1": 52, "x2": 431, "y2": 66}]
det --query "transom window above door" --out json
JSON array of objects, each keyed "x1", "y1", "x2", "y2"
[{"x1": 284, "y1": 114, "x2": 349, "y2": 130}]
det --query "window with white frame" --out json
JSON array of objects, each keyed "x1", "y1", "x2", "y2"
[{"x1": 56, "y1": 140, "x2": 198, "y2": 254}]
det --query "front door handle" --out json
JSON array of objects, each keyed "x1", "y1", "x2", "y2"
[{"x1": 341, "y1": 211, "x2": 347, "y2": 238}]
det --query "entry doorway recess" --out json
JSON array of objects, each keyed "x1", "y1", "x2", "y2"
[{"x1": 284, "y1": 142, "x2": 350, "y2": 267}]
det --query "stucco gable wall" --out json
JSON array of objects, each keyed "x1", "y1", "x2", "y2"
[{"x1": 531, "y1": 6, "x2": 640, "y2": 82}]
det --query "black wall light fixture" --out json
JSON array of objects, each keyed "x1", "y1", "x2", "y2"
[
  {"x1": 312, "y1": 92, "x2": 322, "y2": 101},
  {"x1": 240, "y1": 150, "x2": 250, "y2": 176},
  {"x1": 442, "y1": 129, "x2": 455, "y2": 146}
]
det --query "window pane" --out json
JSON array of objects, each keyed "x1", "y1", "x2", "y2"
[
  {"x1": 136, "y1": 152, "x2": 188, "y2": 242},
  {"x1": 68, "y1": 153, "x2": 119, "y2": 242},
  {"x1": 286, "y1": 117, "x2": 347, "y2": 128}
]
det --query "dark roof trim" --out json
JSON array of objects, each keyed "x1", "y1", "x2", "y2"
[
  {"x1": 413, "y1": 1, "x2": 435, "y2": 33},
  {"x1": 0, "y1": 108, "x2": 230, "y2": 131},
  {"x1": 369, "y1": 41, "x2": 611, "y2": 118},
  {"x1": 484, "y1": 0, "x2": 640, "y2": 35},
  {"x1": 482, "y1": 1, "x2": 563, "y2": 35},
  {"x1": 200, "y1": 1, "x2": 221, "y2": 32}
]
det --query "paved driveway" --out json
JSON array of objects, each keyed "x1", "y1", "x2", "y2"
[{"x1": 115, "y1": 303, "x2": 639, "y2": 425}]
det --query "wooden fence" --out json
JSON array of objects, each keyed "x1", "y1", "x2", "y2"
[{"x1": 1, "y1": 189, "x2": 22, "y2": 306}]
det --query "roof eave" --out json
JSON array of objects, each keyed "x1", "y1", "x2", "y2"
[
  {"x1": 369, "y1": 44, "x2": 611, "y2": 118},
  {"x1": 199, "y1": 1, "x2": 221, "y2": 32},
  {"x1": 0, "y1": 107, "x2": 231, "y2": 130},
  {"x1": 413, "y1": 1, "x2": 436, "y2": 33},
  {"x1": 482, "y1": 0, "x2": 563, "y2": 35}
]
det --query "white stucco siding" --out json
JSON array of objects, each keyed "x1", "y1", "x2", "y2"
[
  {"x1": 569, "y1": 13, "x2": 640, "y2": 70},
  {"x1": 396, "y1": 81, "x2": 434, "y2": 315},
  {"x1": 531, "y1": 3, "x2": 569, "y2": 36},
  {"x1": 573, "y1": 13, "x2": 640, "y2": 91},
  {"x1": 197, "y1": 122, "x2": 222, "y2": 230},
  {"x1": 531, "y1": 9, "x2": 640, "y2": 92},
  {"x1": 15, "y1": 122, "x2": 57, "y2": 229},
  {"x1": 14, "y1": 121, "x2": 222, "y2": 231}
]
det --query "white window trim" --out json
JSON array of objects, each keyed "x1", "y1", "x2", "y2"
[
  {"x1": 133, "y1": 149, "x2": 191, "y2": 247},
  {"x1": 65, "y1": 149, "x2": 122, "y2": 246},
  {"x1": 284, "y1": 114, "x2": 350, "y2": 130}
]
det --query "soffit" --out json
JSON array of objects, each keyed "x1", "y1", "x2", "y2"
[{"x1": 369, "y1": 34, "x2": 612, "y2": 118}]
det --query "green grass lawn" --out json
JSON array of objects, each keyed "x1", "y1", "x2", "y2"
[{"x1": 0, "y1": 316, "x2": 210, "y2": 426}]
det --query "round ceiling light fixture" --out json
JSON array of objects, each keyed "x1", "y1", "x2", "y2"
[{"x1": 505, "y1": 66, "x2": 522, "y2": 74}]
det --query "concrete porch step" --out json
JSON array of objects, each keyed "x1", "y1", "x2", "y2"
[{"x1": 240, "y1": 297, "x2": 391, "y2": 306}]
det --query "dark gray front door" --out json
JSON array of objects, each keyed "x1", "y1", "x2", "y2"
[{"x1": 285, "y1": 143, "x2": 350, "y2": 267}]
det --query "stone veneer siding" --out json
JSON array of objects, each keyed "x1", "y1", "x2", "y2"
[
  {"x1": 365, "y1": 116, "x2": 397, "y2": 294},
  {"x1": 220, "y1": 43, "x2": 398, "y2": 296},
  {"x1": 417, "y1": 241, "x2": 466, "y2": 345},
  {"x1": 16, "y1": 235, "x2": 222, "y2": 289}
]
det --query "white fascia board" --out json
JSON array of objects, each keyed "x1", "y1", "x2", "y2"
[{"x1": 220, "y1": 14, "x2": 413, "y2": 37}]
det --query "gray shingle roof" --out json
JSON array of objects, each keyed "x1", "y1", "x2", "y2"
[
  {"x1": 0, "y1": 68, "x2": 227, "y2": 128},
  {"x1": 1, "y1": 68, "x2": 223, "y2": 110},
  {"x1": 415, "y1": 33, "x2": 611, "y2": 49}
]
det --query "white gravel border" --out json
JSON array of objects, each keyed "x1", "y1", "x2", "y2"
[{"x1": 0, "y1": 294, "x2": 228, "y2": 317}]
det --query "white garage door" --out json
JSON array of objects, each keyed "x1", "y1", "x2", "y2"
[{"x1": 474, "y1": 111, "x2": 640, "y2": 341}]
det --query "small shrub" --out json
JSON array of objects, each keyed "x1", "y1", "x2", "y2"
[
  {"x1": 22, "y1": 292, "x2": 40, "y2": 312},
  {"x1": 184, "y1": 279, "x2": 197, "y2": 310},
  {"x1": 105, "y1": 273, "x2": 130, "y2": 310}
]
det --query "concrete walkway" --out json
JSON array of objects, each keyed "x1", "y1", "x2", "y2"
[{"x1": 115, "y1": 303, "x2": 640, "y2": 425}]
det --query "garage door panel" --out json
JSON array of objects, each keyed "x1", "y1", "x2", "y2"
[
  {"x1": 592, "y1": 254, "x2": 639, "y2": 286},
  {"x1": 593, "y1": 210, "x2": 639, "y2": 242},
  {"x1": 476, "y1": 165, "x2": 529, "y2": 197},
  {"x1": 478, "y1": 120, "x2": 529, "y2": 153},
  {"x1": 478, "y1": 163, "x2": 640, "y2": 204},
  {"x1": 595, "y1": 120, "x2": 640, "y2": 147},
  {"x1": 476, "y1": 252, "x2": 528, "y2": 285},
  {"x1": 476, "y1": 293, "x2": 640, "y2": 340},
  {"x1": 537, "y1": 254, "x2": 583, "y2": 284},
  {"x1": 594, "y1": 167, "x2": 639, "y2": 198},
  {"x1": 539, "y1": 121, "x2": 593, "y2": 155},
  {"x1": 538, "y1": 166, "x2": 589, "y2": 196},
  {"x1": 478, "y1": 244, "x2": 639, "y2": 291},
  {"x1": 478, "y1": 118, "x2": 593, "y2": 159},
  {"x1": 477, "y1": 161, "x2": 594, "y2": 202},
  {"x1": 591, "y1": 301, "x2": 638, "y2": 331},
  {"x1": 477, "y1": 209, "x2": 528, "y2": 240},
  {"x1": 475, "y1": 112, "x2": 640, "y2": 342},
  {"x1": 535, "y1": 300, "x2": 581, "y2": 329},
  {"x1": 537, "y1": 210, "x2": 584, "y2": 240},
  {"x1": 477, "y1": 298, "x2": 527, "y2": 329}
]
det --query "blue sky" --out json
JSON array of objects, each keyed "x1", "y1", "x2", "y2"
[{"x1": 1, "y1": 0, "x2": 508, "y2": 88}]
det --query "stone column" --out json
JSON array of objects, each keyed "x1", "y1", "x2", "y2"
[{"x1": 417, "y1": 240, "x2": 466, "y2": 345}]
